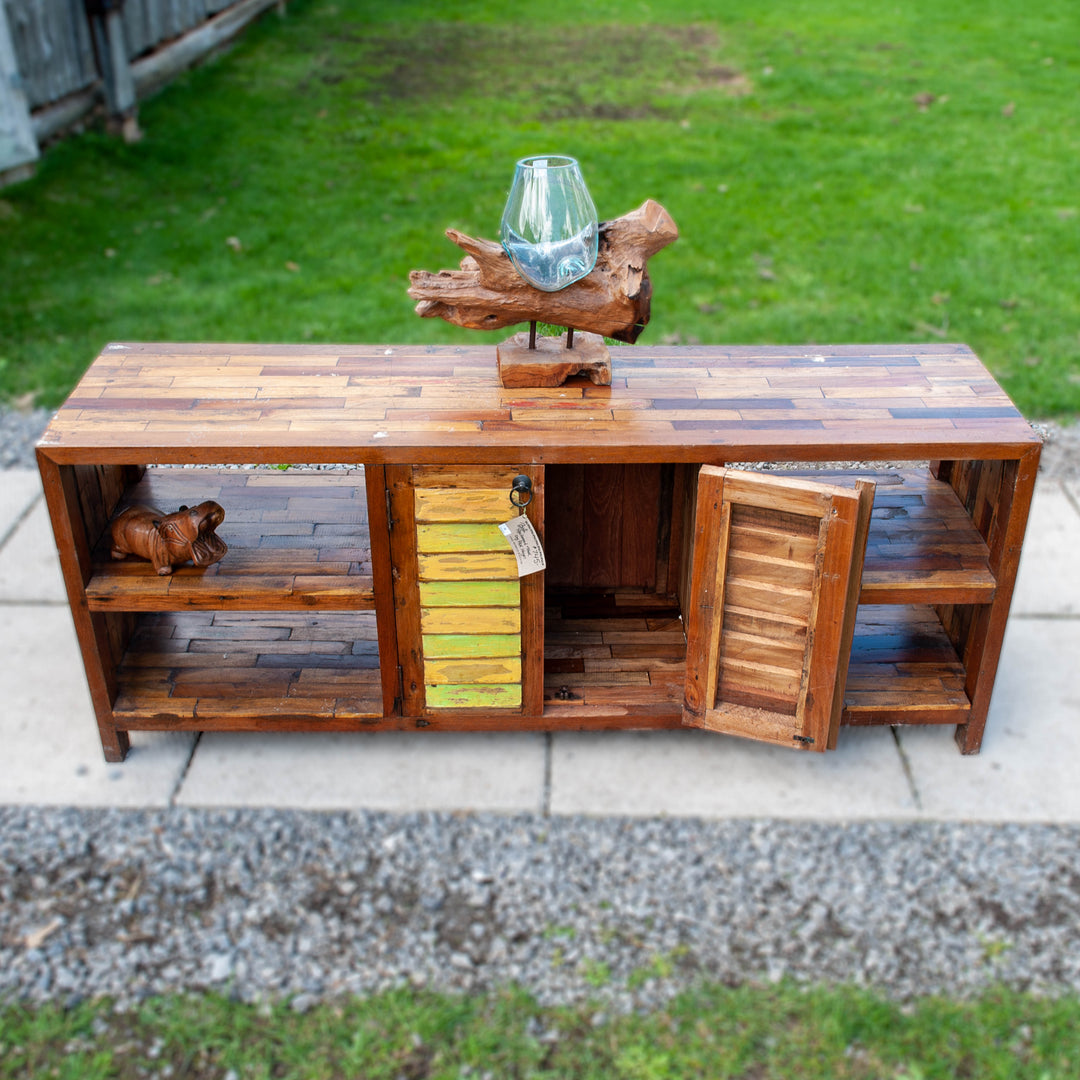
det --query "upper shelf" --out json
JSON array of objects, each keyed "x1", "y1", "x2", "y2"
[
  {"x1": 860, "y1": 468, "x2": 996, "y2": 604},
  {"x1": 37, "y1": 343, "x2": 1042, "y2": 465},
  {"x1": 777, "y1": 467, "x2": 996, "y2": 604},
  {"x1": 84, "y1": 467, "x2": 374, "y2": 612}
]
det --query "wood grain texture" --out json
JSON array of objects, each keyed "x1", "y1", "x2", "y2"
[
  {"x1": 37, "y1": 343, "x2": 1040, "y2": 465},
  {"x1": 111, "y1": 611, "x2": 383, "y2": 723},
  {"x1": 497, "y1": 332, "x2": 611, "y2": 388},
  {"x1": 683, "y1": 467, "x2": 872, "y2": 750},
  {"x1": 38, "y1": 457, "x2": 131, "y2": 761}
]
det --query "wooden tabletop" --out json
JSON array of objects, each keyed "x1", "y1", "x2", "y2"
[{"x1": 37, "y1": 342, "x2": 1040, "y2": 465}]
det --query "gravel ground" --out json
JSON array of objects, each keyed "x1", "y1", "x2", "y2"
[
  {"x1": 0, "y1": 407, "x2": 52, "y2": 470},
  {"x1": 3, "y1": 807, "x2": 1080, "y2": 1011}
]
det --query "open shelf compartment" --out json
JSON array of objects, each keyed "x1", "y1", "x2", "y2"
[
  {"x1": 85, "y1": 467, "x2": 374, "y2": 611},
  {"x1": 842, "y1": 604, "x2": 971, "y2": 726},
  {"x1": 112, "y1": 610, "x2": 383, "y2": 726},
  {"x1": 543, "y1": 590, "x2": 686, "y2": 724},
  {"x1": 773, "y1": 467, "x2": 995, "y2": 605}
]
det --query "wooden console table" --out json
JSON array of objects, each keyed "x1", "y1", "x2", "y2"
[{"x1": 37, "y1": 343, "x2": 1041, "y2": 761}]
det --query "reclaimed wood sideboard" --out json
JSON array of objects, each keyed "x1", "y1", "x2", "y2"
[{"x1": 37, "y1": 343, "x2": 1041, "y2": 761}]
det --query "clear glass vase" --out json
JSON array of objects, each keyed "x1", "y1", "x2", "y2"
[{"x1": 500, "y1": 155, "x2": 598, "y2": 292}]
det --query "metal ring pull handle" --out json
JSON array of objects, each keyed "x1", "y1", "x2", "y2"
[{"x1": 509, "y1": 474, "x2": 533, "y2": 508}]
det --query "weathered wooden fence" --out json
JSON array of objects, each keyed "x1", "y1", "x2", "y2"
[
  {"x1": 6, "y1": 0, "x2": 241, "y2": 111},
  {"x1": 0, "y1": 0, "x2": 279, "y2": 177}
]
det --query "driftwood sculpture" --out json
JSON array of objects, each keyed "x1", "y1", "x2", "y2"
[
  {"x1": 109, "y1": 501, "x2": 227, "y2": 576},
  {"x1": 408, "y1": 199, "x2": 677, "y2": 342}
]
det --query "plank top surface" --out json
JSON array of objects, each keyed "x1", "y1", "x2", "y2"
[{"x1": 38, "y1": 342, "x2": 1040, "y2": 465}]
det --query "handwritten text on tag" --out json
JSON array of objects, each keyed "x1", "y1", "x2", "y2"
[{"x1": 498, "y1": 515, "x2": 546, "y2": 577}]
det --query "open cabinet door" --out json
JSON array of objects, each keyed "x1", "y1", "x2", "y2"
[{"x1": 683, "y1": 467, "x2": 874, "y2": 751}]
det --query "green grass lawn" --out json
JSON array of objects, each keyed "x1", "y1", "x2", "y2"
[
  {"x1": 2, "y1": 0, "x2": 1079, "y2": 414},
  {"x1": 3, "y1": 983, "x2": 1080, "y2": 1079}
]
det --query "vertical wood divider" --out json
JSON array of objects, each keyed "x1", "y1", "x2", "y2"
[
  {"x1": 385, "y1": 465, "x2": 426, "y2": 718},
  {"x1": 364, "y1": 464, "x2": 402, "y2": 718},
  {"x1": 520, "y1": 464, "x2": 545, "y2": 717}
]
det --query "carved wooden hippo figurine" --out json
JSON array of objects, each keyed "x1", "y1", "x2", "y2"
[{"x1": 109, "y1": 501, "x2": 227, "y2": 576}]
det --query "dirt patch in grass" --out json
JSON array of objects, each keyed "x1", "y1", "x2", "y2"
[{"x1": 330, "y1": 22, "x2": 748, "y2": 118}]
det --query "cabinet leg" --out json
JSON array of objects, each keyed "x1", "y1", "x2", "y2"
[
  {"x1": 101, "y1": 726, "x2": 130, "y2": 763},
  {"x1": 954, "y1": 723, "x2": 983, "y2": 756}
]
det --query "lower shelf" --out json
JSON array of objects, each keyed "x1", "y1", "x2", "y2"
[
  {"x1": 112, "y1": 611, "x2": 383, "y2": 725},
  {"x1": 106, "y1": 599, "x2": 973, "y2": 734},
  {"x1": 843, "y1": 605, "x2": 970, "y2": 726},
  {"x1": 542, "y1": 590, "x2": 686, "y2": 726}
]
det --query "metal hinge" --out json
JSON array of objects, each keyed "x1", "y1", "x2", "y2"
[
  {"x1": 792, "y1": 734, "x2": 815, "y2": 746},
  {"x1": 385, "y1": 488, "x2": 394, "y2": 530}
]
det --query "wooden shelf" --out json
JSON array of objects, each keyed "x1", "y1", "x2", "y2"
[
  {"x1": 775, "y1": 468, "x2": 996, "y2": 605},
  {"x1": 85, "y1": 467, "x2": 374, "y2": 612},
  {"x1": 541, "y1": 591, "x2": 686, "y2": 723},
  {"x1": 842, "y1": 605, "x2": 970, "y2": 726},
  {"x1": 112, "y1": 611, "x2": 383, "y2": 726}
]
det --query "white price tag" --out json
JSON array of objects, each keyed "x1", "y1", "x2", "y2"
[{"x1": 498, "y1": 515, "x2": 546, "y2": 577}]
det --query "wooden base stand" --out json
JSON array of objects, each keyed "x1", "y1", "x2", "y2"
[{"x1": 497, "y1": 331, "x2": 611, "y2": 388}]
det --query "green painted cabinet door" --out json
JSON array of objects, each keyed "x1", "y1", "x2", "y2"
[{"x1": 386, "y1": 465, "x2": 544, "y2": 718}]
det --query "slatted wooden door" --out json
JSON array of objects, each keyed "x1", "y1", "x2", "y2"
[
  {"x1": 683, "y1": 467, "x2": 874, "y2": 751},
  {"x1": 386, "y1": 465, "x2": 544, "y2": 719}
]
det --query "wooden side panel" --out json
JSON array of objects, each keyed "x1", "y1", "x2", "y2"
[
  {"x1": 933, "y1": 451, "x2": 1039, "y2": 752},
  {"x1": 683, "y1": 467, "x2": 873, "y2": 751},
  {"x1": 37, "y1": 457, "x2": 142, "y2": 761},
  {"x1": 392, "y1": 465, "x2": 543, "y2": 717},
  {"x1": 952, "y1": 452, "x2": 1038, "y2": 751}
]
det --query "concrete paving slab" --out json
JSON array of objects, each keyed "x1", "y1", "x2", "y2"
[
  {"x1": 1011, "y1": 479, "x2": 1080, "y2": 616},
  {"x1": 898, "y1": 618, "x2": 1080, "y2": 822},
  {"x1": 0, "y1": 497, "x2": 67, "y2": 603},
  {"x1": 175, "y1": 731, "x2": 547, "y2": 813},
  {"x1": 0, "y1": 470, "x2": 42, "y2": 543},
  {"x1": 0, "y1": 605, "x2": 195, "y2": 807},
  {"x1": 549, "y1": 725, "x2": 916, "y2": 820}
]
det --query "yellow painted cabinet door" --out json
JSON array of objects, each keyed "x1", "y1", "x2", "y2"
[
  {"x1": 386, "y1": 465, "x2": 544, "y2": 718},
  {"x1": 682, "y1": 467, "x2": 874, "y2": 751}
]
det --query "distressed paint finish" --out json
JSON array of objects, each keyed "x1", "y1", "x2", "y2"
[
  {"x1": 414, "y1": 474, "x2": 525, "y2": 709},
  {"x1": 414, "y1": 488, "x2": 509, "y2": 523},
  {"x1": 425, "y1": 683, "x2": 522, "y2": 709},
  {"x1": 425, "y1": 657, "x2": 522, "y2": 685},
  {"x1": 422, "y1": 633, "x2": 521, "y2": 658},
  {"x1": 418, "y1": 580, "x2": 519, "y2": 608},
  {"x1": 420, "y1": 607, "x2": 521, "y2": 635},
  {"x1": 417, "y1": 551, "x2": 518, "y2": 581},
  {"x1": 416, "y1": 522, "x2": 508, "y2": 552}
]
